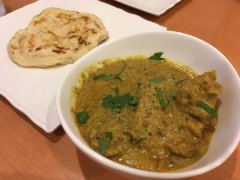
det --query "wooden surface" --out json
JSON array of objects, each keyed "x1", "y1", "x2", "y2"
[{"x1": 1, "y1": 0, "x2": 239, "y2": 179}]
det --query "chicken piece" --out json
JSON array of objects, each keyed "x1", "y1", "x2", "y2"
[
  {"x1": 175, "y1": 70, "x2": 222, "y2": 119},
  {"x1": 185, "y1": 120, "x2": 204, "y2": 137}
]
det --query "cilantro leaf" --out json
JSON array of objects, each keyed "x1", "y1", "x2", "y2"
[
  {"x1": 175, "y1": 79, "x2": 187, "y2": 85},
  {"x1": 99, "y1": 140, "x2": 109, "y2": 155},
  {"x1": 93, "y1": 61, "x2": 127, "y2": 81},
  {"x1": 77, "y1": 111, "x2": 89, "y2": 124},
  {"x1": 196, "y1": 100, "x2": 217, "y2": 118},
  {"x1": 101, "y1": 92, "x2": 137, "y2": 110},
  {"x1": 156, "y1": 88, "x2": 167, "y2": 109},
  {"x1": 149, "y1": 52, "x2": 165, "y2": 61},
  {"x1": 149, "y1": 77, "x2": 166, "y2": 84},
  {"x1": 106, "y1": 131, "x2": 113, "y2": 140},
  {"x1": 92, "y1": 74, "x2": 106, "y2": 80},
  {"x1": 167, "y1": 88, "x2": 176, "y2": 104},
  {"x1": 99, "y1": 131, "x2": 113, "y2": 156}
]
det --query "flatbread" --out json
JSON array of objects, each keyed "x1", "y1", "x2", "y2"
[{"x1": 7, "y1": 7, "x2": 109, "y2": 67}]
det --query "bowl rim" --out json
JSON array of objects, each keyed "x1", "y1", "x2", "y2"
[{"x1": 56, "y1": 31, "x2": 240, "y2": 179}]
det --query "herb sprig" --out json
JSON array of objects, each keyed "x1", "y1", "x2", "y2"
[
  {"x1": 93, "y1": 61, "x2": 127, "y2": 81},
  {"x1": 149, "y1": 76, "x2": 166, "y2": 84},
  {"x1": 196, "y1": 100, "x2": 217, "y2": 118},
  {"x1": 168, "y1": 87, "x2": 176, "y2": 104},
  {"x1": 99, "y1": 131, "x2": 113, "y2": 156},
  {"x1": 149, "y1": 52, "x2": 165, "y2": 61},
  {"x1": 77, "y1": 110, "x2": 89, "y2": 124},
  {"x1": 155, "y1": 87, "x2": 177, "y2": 109},
  {"x1": 102, "y1": 91, "x2": 137, "y2": 110},
  {"x1": 175, "y1": 79, "x2": 187, "y2": 85},
  {"x1": 156, "y1": 88, "x2": 167, "y2": 109}
]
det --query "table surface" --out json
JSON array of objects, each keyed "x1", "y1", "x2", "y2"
[{"x1": 1, "y1": 0, "x2": 239, "y2": 179}]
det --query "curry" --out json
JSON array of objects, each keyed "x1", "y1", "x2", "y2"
[{"x1": 72, "y1": 53, "x2": 223, "y2": 172}]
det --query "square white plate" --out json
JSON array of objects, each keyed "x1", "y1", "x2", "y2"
[
  {"x1": 114, "y1": 0, "x2": 182, "y2": 16},
  {"x1": 0, "y1": 0, "x2": 166, "y2": 133}
]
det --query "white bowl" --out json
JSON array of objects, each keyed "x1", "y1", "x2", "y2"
[{"x1": 56, "y1": 31, "x2": 240, "y2": 179}]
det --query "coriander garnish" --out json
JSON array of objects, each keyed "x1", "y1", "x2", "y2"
[
  {"x1": 175, "y1": 79, "x2": 187, "y2": 85},
  {"x1": 168, "y1": 87, "x2": 176, "y2": 104},
  {"x1": 99, "y1": 131, "x2": 113, "y2": 155},
  {"x1": 196, "y1": 100, "x2": 217, "y2": 118},
  {"x1": 156, "y1": 88, "x2": 167, "y2": 109},
  {"x1": 77, "y1": 110, "x2": 89, "y2": 124},
  {"x1": 149, "y1": 52, "x2": 165, "y2": 61},
  {"x1": 149, "y1": 77, "x2": 166, "y2": 84},
  {"x1": 102, "y1": 92, "x2": 137, "y2": 110},
  {"x1": 93, "y1": 61, "x2": 127, "y2": 81}
]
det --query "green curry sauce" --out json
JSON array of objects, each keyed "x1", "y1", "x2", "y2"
[{"x1": 72, "y1": 53, "x2": 223, "y2": 172}]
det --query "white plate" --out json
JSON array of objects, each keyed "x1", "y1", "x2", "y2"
[
  {"x1": 114, "y1": 0, "x2": 182, "y2": 16},
  {"x1": 0, "y1": 0, "x2": 166, "y2": 133}
]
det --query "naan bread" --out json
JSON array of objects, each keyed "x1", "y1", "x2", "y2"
[{"x1": 7, "y1": 8, "x2": 109, "y2": 67}]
